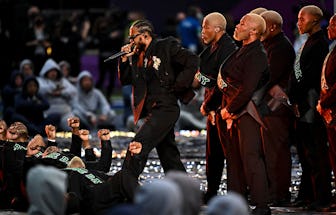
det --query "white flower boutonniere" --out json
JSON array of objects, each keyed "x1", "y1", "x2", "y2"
[{"x1": 152, "y1": 56, "x2": 161, "y2": 70}]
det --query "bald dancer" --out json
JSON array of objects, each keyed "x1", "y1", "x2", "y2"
[
  {"x1": 217, "y1": 13, "x2": 270, "y2": 215},
  {"x1": 289, "y1": 5, "x2": 331, "y2": 211},
  {"x1": 317, "y1": 14, "x2": 336, "y2": 210},
  {"x1": 250, "y1": 7, "x2": 268, "y2": 15},
  {"x1": 193, "y1": 12, "x2": 238, "y2": 203},
  {"x1": 259, "y1": 10, "x2": 295, "y2": 206}
]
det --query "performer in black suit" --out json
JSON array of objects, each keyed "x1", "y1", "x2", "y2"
[
  {"x1": 260, "y1": 10, "x2": 296, "y2": 206},
  {"x1": 118, "y1": 19, "x2": 199, "y2": 178},
  {"x1": 192, "y1": 12, "x2": 237, "y2": 203},
  {"x1": 289, "y1": 5, "x2": 332, "y2": 211},
  {"x1": 218, "y1": 13, "x2": 271, "y2": 215}
]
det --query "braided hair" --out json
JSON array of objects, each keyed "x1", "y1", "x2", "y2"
[{"x1": 131, "y1": 19, "x2": 157, "y2": 38}]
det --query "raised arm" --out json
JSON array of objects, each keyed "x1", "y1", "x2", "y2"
[{"x1": 68, "y1": 117, "x2": 82, "y2": 156}]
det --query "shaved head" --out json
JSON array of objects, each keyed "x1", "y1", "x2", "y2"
[
  {"x1": 331, "y1": 14, "x2": 336, "y2": 22},
  {"x1": 250, "y1": 7, "x2": 268, "y2": 15},
  {"x1": 260, "y1": 10, "x2": 283, "y2": 28},
  {"x1": 300, "y1": 5, "x2": 323, "y2": 21},
  {"x1": 234, "y1": 13, "x2": 266, "y2": 44},
  {"x1": 246, "y1": 13, "x2": 266, "y2": 35},
  {"x1": 260, "y1": 10, "x2": 283, "y2": 41},
  {"x1": 201, "y1": 12, "x2": 227, "y2": 45},
  {"x1": 204, "y1": 12, "x2": 227, "y2": 30},
  {"x1": 297, "y1": 5, "x2": 323, "y2": 35},
  {"x1": 327, "y1": 14, "x2": 336, "y2": 40}
]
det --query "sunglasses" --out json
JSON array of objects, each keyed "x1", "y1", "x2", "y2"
[{"x1": 128, "y1": 33, "x2": 141, "y2": 41}]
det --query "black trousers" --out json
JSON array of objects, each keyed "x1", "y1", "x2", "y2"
[
  {"x1": 205, "y1": 114, "x2": 227, "y2": 196},
  {"x1": 122, "y1": 106, "x2": 186, "y2": 178},
  {"x1": 262, "y1": 107, "x2": 292, "y2": 202},
  {"x1": 233, "y1": 114, "x2": 270, "y2": 207},
  {"x1": 326, "y1": 124, "x2": 336, "y2": 185},
  {"x1": 225, "y1": 121, "x2": 247, "y2": 196},
  {"x1": 295, "y1": 113, "x2": 331, "y2": 204}
]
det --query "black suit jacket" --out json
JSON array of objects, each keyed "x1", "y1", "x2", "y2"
[
  {"x1": 262, "y1": 32, "x2": 295, "y2": 90},
  {"x1": 289, "y1": 30, "x2": 329, "y2": 112},
  {"x1": 199, "y1": 33, "x2": 238, "y2": 113},
  {"x1": 118, "y1": 36, "x2": 199, "y2": 123},
  {"x1": 219, "y1": 40, "x2": 269, "y2": 114}
]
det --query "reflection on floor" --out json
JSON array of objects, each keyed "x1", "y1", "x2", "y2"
[{"x1": 76, "y1": 129, "x2": 335, "y2": 215}]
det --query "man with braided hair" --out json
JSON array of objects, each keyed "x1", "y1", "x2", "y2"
[{"x1": 118, "y1": 19, "x2": 199, "y2": 178}]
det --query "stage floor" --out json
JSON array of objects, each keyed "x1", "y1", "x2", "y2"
[
  {"x1": 1, "y1": 130, "x2": 335, "y2": 214},
  {"x1": 103, "y1": 130, "x2": 336, "y2": 215}
]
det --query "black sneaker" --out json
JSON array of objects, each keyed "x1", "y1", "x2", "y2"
[{"x1": 252, "y1": 206, "x2": 271, "y2": 215}]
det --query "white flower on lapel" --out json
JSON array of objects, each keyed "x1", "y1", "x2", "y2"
[{"x1": 152, "y1": 56, "x2": 161, "y2": 70}]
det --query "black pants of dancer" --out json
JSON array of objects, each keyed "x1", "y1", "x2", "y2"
[
  {"x1": 230, "y1": 114, "x2": 269, "y2": 207},
  {"x1": 262, "y1": 107, "x2": 292, "y2": 202},
  {"x1": 295, "y1": 113, "x2": 331, "y2": 205},
  {"x1": 205, "y1": 114, "x2": 228, "y2": 198}
]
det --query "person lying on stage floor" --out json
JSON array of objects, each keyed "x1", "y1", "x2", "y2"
[
  {"x1": 1, "y1": 117, "x2": 136, "y2": 212},
  {"x1": 1, "y1": 121, "x2": 30, "y2": 210},
  {"x1": 24, "y1": 133, "x2": 141, "y2": 214},
  {"x1": 22, "y1": 117, "x2": 112, "y2": 172}
]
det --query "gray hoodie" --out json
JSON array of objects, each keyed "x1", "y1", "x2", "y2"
[
  {"x1": 27, "y1": 165, "x2": 68, "y2": 215},
  {"x1": 166, "y1": 170, "x2": 202, "y2": 215},
  {"x1": 206, "y1": 192, "x2": 250, "y2": 215},
  {"x1": 19, "y1": 59, "x2": 34, "y2": 76},
  {"x1": 37, "y1": 58, "x2": 76, "y2": 116},
  {"x1": 73, "y1": 70, "x2": 115, "y2": 120},
  {"x1": 134, "y1": 179, "x2": 183, "y2": 215}
]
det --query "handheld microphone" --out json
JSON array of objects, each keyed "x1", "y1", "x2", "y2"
[
  {"x1": 103, "y1": 51, "x2": 128, "y2": 63},
  {"x1": 104, "y1": 44, "x2": 135, "y2": 63}
]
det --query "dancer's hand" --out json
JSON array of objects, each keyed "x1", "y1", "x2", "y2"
[
  {"x1": 45, "y1": 124, "x2": 56, "y2": 140},
  {"x1": 129, "y1": 141, "x2": 142, "y2": 156},
  {"x1": 97, "y1": 129, "x2": 110, "y2": 141},
  {"x1": 208, "y1": 111, "x2": 216, "y2": 126}
]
